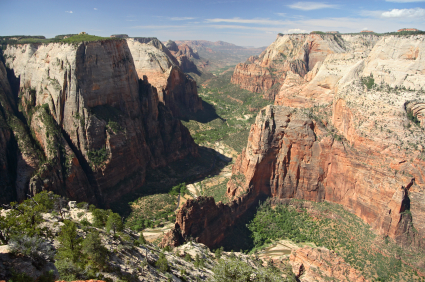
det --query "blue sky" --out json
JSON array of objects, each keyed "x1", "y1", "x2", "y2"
[{"x1": 1, "y1": 0, "x2": 424, "y2": 47}]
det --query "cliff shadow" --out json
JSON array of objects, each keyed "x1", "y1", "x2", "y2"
[
  {"x1": 218, "y1": 194, "x2": 269, "y2": 252},
  {"x1": 180, "y1": 99, "x2": 224, "y2": 124},
  {"x1": 109, "y1": 146, "x2": 231, "y2": 217}
]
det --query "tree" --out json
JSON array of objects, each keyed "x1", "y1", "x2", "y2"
[
  {"x1": 82, "y1": 230, "x2": 108, "y2": 271},
  {"x1": 155, "y1": 252, "x2": 169, "y2": 272},
  {"x1": 55, "y1": 220, "x2": 82, "y2": 262},
  {"x1": 92, "y1": 208, "x2": 109, "y2": 228},
  {"x1": 106, "y1": 212, "x2": 123, "y2": 236},
  {"x1": 0, "y1": 191, "x2": 58, "y2": 244},
  {"x1": 55, "y1": 220, "x2": 83, "y2": 280}
]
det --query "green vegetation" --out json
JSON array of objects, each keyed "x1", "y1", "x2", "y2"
[
  {"x1": 87, "y1": 147, "x2": 109, "y2": 167},
  {"x1": 61, "y1": 34, "x2": 114, "y2": 43},
  {"x1": 106, "y1": 212, "x2": 124, "y2": 235},
  {"x1": 169, "y1": 182, "x2": 188, "y2": 196},
  {"x1": 182, "y1": 65, "x2": 270, "y2": 152},
  {"x1": 362, "y1": 74, "x2": 375, "y2": 90},
  {"x1": 0, "y1": 191, "x2": 149, "y2": 281},
  {"x1": 248, "y1": 202, "x2": 314, "y2": 250},
  {"x1": 125, "y1": 193, "x2": 177, "y2": 231},
  {"x1": 310, "y1": 31, "x2": 326, "y2": 34},
  {"x1": 208, "y1": 257, "x2": 288, "y2": 282},
  {"x1": 155, "y1": 252, "x2": 170, "y2": 272},
  {"x1": 245, "y1": 199, "x2": 424, "y2": 281},
  {"x1": 407, "y1": 110, "x2": 420, "y2": 126},
  {"x1": 0, "y1": 34, "x2": 118, "y2": 49}
]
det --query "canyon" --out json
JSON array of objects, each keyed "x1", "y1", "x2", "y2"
[
  {"x1": 2, "y1": 31, "x2": 425, "y2": 281},
  {"x1": 163, "y1": 34, "x2": 425, "y2": 275}
]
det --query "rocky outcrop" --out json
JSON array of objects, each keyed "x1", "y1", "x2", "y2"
[
  {"x1": 231, "y1": 33, "x2": 380, "y2": 100},
  {"x1": 2, "y1": 39, "x2": 198, "y2": 205},
  {"x1": 126, "y1": 38, "x2": 202, "y2": 117},
  {"x1": 160, "y1": 194, "x2": 259, "y2": 249},
  {"x1": 290, "y1": 247, "x2": 367, "y2": 282},
  {"x1": 166, "y1": 41, "x2": 199, "y2": 74},
  {"x1": 275, "y1": 34, "x2": 424, "y2": 108}
]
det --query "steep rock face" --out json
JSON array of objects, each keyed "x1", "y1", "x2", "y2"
[
  {"x1": 3, "y1": 40, "x2": 198, "y2": 205},
  {"x1": 228, "y1": 105, "x2": 424, "y2": 246},
  {"x1": 126, "y1": 38, "x2": 202, "y2": 117},
  {"x1": 290, "y1": 247, "x2": 367, "y2": 282},
  {"x1": 0, "y1": 61, "x2": 18, "y2": 204},
  {"x1": 231, "y1": 33, "x2": 379, "y2": 100},
  {"x1": 0, "y1": 61, "x2": 43, "y2": 203},
  {"x1": 160, "y1": 194, "x2": 259, "y2": 249}
]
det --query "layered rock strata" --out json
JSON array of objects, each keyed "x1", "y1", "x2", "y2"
[
  {"x1": 164, "y1": 35, "x2": 425, "y2": 252},
  {"x1": 2, "y1": 39, "x2": 198, "y2": 205},
  {"x1": 126, "y1": 38, "x2": 202, "y2": 117},
  {"x1": 231, "y1": 33, "x2": 380, "y2": 100}
]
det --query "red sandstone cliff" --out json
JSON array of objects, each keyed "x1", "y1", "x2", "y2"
[
  {"x1": 164, "y1": 104, "x2": 424, "y2": 251},
  {"x1": 290, "y1": 247, "x2": 367, "y2": 282}
]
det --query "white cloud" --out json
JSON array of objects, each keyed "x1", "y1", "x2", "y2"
[
  {"x1": 170, "y1": 17, "x2": 195, "y2": 21},
  {"x1": 386, "y1": 0, "x2": 425, "y2": 3},
  {"x1": 205, "y1": 17, "x2": 290, "y2": 25},
  {"x1": 65, "y1": 11, "x2": 73, "y2": 14},
  {"x1": 94, "y1": 8, "x2": 97, "y2": 10},
  {"x1": 287, "y1": 2, "x2": 338, "y2": 10},
  {"x1": 381, "y1": 8, "x2": 425, "y2": 18},
  {"x1": 286, "y1": 28, "x2": 307, "y2": 33}
]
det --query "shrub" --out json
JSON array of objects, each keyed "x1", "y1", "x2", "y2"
[
  {"x1": 76, "y1": 202, "x2": 88, "y2": 209},
  {"x1": 37, "y1": 270, "x2": 55, "y2": 282},
  {"x1": 407, "y1": 110, "x2": 420, "y2": 126},
  {"x1": 9, "y1": 234, "x2": 55, "y2": 262},
  {"x1": 155, "y1": 252, "x2": 169, "y2": 272},
  {"x1": 214, "y1": 247, "x2": 223, "y2": 260},
  {"x1": 184, "y1": 252, "x2": 192, "y2": 262},
  {"x1": 209, "y1": 258, "x2": 283, "y2": 282},
  {"x1": 8, "y1": 270, "x2": 34, "y2": 282},
  {"x1": 362, "y1": 75, "x2": 375, "y2": 90}
]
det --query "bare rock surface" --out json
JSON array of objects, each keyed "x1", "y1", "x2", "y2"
[
  {"x1": 126, "y1": 38, "x2": 203, "y2": 117},
  {"x1": 290, "y1": 247, "x2": 367, "y2": 282},
  {"x1": 2, "y1": 39, "x2": 198, "y2": 205},
  {"x1": 231, "y1": 33, "x2": 380, "y2": 100}
]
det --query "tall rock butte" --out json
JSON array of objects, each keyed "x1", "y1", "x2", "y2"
[
  {"x1": 126, "y1": 38, "x2": 202, "y2": 118},
  {"x1": 163, "y1": 34, "x2": 425, "y2": 256},
  {"x1": 1, "y1": 39, "x2": 198, "y2": 205}
]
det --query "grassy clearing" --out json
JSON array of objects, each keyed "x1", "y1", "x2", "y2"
[{"x1": 125, "y1": 193, "x2": 177, "y2": 231}]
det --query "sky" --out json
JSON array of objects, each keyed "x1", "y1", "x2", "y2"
[{"x1": 1, "y1": 0, "x2": 424, "y2": 47}]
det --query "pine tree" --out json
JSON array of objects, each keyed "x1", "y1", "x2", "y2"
[{"x1": 106, "y1": 212, "x2": 123, "y2": 236}]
